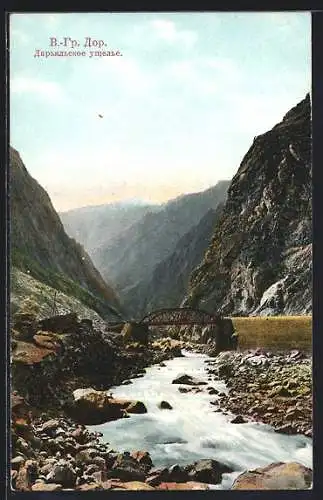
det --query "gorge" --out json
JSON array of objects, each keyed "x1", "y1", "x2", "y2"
[{"x1": 10, "y1": 94, "x2": 313, "y2": 491}]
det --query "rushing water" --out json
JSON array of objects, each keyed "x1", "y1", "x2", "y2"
[{"x1": 88, "y1": 351, "x2": 313, "y2": 489}]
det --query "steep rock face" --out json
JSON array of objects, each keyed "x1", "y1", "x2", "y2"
[
  {"x1": 139, "y1": 205, "x2": 225, "y2": 314},
  {"x1": 93, "y1": 181, "x2": 230, "y2": 318},
  {"x1": 184, "y1": 95, "x2": 312, "y2": 316},
  {"x1": 10, "y1": 147, "x2": 122, "y2": 320}
]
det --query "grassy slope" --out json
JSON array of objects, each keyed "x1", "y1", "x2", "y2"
[
  {"x1": 11, "y1": 248, "x2": 121, "y2": 319},
  {"x1": 232, "y1": 316, "x2": 312, "y2": 351},
  {"x1": 10, "y1": 266, "x2": 106, "y2": 322}
]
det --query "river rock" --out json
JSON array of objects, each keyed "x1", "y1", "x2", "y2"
[
  {"x1": 77, "y1": 483, "x2": 103, "y2": 491},
  {"x1": 167, "y1": 464, "x2": 188, "y2": 482},
  {"x1": 172, "y1": 374, "x2": 207, "y2": 386},
  {"x1": 75, "y1": 448, "x2": 100, "y2": 465},
  {"x1": 92, "y1": 456, "x2": 107, "y2": 470},
  {"x1": 31, "y1": 483, "x2": 63, "y2": 491},
  {"x1": 15, "y1": 459, "x2": 38, "y2": 491},
  {"x1": 185, "y1": 458, "x2": 233, "y2": 484},
  {"x1": 232, "y1": 462, "x2": 312, "y2": 490},
  {"x1": 108, "y1": 452, "x2": 146, "y2": 481},
  {"x1": 146, "y1": 467, "x2": 169, "y2": 486},
  {"x1": 157, "y1": 481, "x2": 209, "y2": 490},
  {"x1": 130, "y1": 450, "x2": 153, "y2": 471},
  {"x1": 178, "y1": 387, "x2": 189, "y2": 393},
  {"x1": 11, "y1": 455, "x2": 26, "y2": 470},
  {"x1": 38, "y1": 313, "x2": 79, "y2": 334},
  {"x1": 125, "y1": 400, "x2": 147, "y2": 414},
  {"x1": 231, "y1": 415, "x2": 247, "y2": 424},
  {"x1": 46, "y1": 459, "x2": 77, "y2": 488},
  {"x1": 115, "y1": 481, "x2": 155, "y2": 490},
  {"x1": 69, "y1": 389, "x2": 146, "y2": 424},
  {"x1": 40, "y1": 419, "x2": 61, "y2": 436},
  {"x1": 158, "y1": 400, "x2": 173, "y2": 410}
]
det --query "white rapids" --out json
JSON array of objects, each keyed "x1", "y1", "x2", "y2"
[{"x1": 87, "y1": 351, "x2": 312, "y2": 489}]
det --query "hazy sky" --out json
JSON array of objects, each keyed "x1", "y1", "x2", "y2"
[{"x1": 10, "y1": 12, "x2": 311, "y2": 212}]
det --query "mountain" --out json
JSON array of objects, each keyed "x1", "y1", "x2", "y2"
[
  {"x1": 10, "y1": 147, "x2": 123, "y2": 320},
  {"x1": 139, "y1": 204, "x2": 225, "y2": 314},
  {"x1": 91, "y1": 181, "x2": 230, "y2": 318},
  {"x1": 183, "y1": 94, "x2": 312, "y2": 316},
  {"x1": 60, "y1": 201, "x2": 160, "y2": 260}
]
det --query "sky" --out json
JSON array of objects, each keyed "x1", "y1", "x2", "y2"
[{"x1": 10, "y1": 12, "x2": 311, "y2": 212}]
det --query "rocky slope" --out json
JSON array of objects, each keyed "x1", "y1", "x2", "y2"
[
  {"x1": 91, "y1": 181, "x2": 229, "y2": 318},
  {"x1": 139, "y1": 205, "x2": 225, "y2": 314},
  {"x1": 205, "y1": 349, "x2": 312, "y2": 437},
  {"x1": 10, "y1": 147, "x2": 122, "y2": 320},
  {"x1": 184, "y1": 94, "x2": 312, "y2": 316},
  {"x1": 10, "y1": 267, "x2": 108, "y2": 324}
]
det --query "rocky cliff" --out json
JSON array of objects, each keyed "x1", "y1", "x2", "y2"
[
  {"x1": 184, "y1": 94, "x2": 312, "y2": 316},
  {"x1": 10, "y1": 147, "x2": 122, "y2": 320},
  {"x1": 139, "y1": 205, "x2": 225, "y2": 314}
]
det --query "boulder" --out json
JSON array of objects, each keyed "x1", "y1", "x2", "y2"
[
  {"x1": 158, "y1": 400, "x2": 173, "y2": 410},
  {"x1": 167, "y1": 464, "x2": 188, "y2": 482},
  {"x1": 108, "y1": 452, "x2": 146, "y2": 482},
  {"x1": 130, "y1": 451, "x2": 153, "y2": 472},
  {"x1": 46, "y1": 459, "x2": 77, "y2": 488},
  {"x1": 77, "y1": 483, "x2": 102, "y2": 491},
  {"x1": 69, "y1": 389, "x2": 146, "y2": 425},
  {"x1": 178, "y1": 387, "x2": 189, "y2": 393},
  {"x1": 185, "y1": 458, "x2": 233, "y2": 485},
  {"x1": 172, "y1": 374, "x2": 207, "y2": 386},
  {"x1": 75, "y1": 448, "x2": 101, "y2": 465},
  {"x1": 31, "y1": 483, "x2": 63, "y2": 491},
  {"x1": 15, "y1": 459, "x2": 38, "y2": 491},
  {"x1": 231, "y1": 415, "x2": 247, "y2": 424},
  {"x1": 157, "y1": 481, "x2": 209, "y2": 490},
  {"x1": 12, "y1": 312, "x2": 38, "y2": 341},
  {"x1": 11, "y1": 456, "x2": 26, "y2": 470},
  {"x1": 208, "y1": 387, "x2": 219, "y2": 395},
  {"x1": 231, "y1": 462, "x2": 312, "y2": 490},
  {"x1": 146, "y1": 467, "x2": 169, "y2": 486},
  {"x1": 38, "y1": 313, "x2": 79, "y2": 334},
  {"x1": 122, "y1": 322, "x2": 149, "y2": 346},
  {"x1": 115, "y1": 481, "x2": 155, "y2": 490},
  {"x1": 40, "y1": 419, "x2": 61, "y2": 436},
  {"x1": 33, "y1": 333, "x2": 61, "y2": 350},
  {"x1": 125, "y1": 400, "x2": 147, "y2": 414}
]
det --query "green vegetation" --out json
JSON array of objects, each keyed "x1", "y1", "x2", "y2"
[
  {"x1": 11, "y1": 267, "x2": 105, "y2": 322},
  {"x1": 232, "y1": 316, "x2": 312, "y2": 352},
  {"x1": 11, "y1": 247, "x2": 109, "y2": 317}
]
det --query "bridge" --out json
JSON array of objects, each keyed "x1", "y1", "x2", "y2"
[
  {"x1": 139, "y1": 307, "x2": 222, "y2": 326},
  {"x1": 107, "y1": 307, "x2": 237, "y2": 351},
  {"x1": 107, "y1": 307, "x2": 224, "y2": 329}
]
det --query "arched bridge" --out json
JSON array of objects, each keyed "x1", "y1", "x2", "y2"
[
  {"x1": 139, "y1": 307, "x2": 222, "y2": 326},
  {"x1": 107, "y1": 307, "x2": 237, "y2": 351}
]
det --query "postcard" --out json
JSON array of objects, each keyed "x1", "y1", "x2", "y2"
[{"x1": 9, "y1": 11, "x2": 312, "y2": 492}]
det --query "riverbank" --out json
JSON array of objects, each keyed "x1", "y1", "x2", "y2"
[
  {"x1": 205, "y1": 348, "x2": 312, "y2": 437},
  {"x1": 11, "y1": 349, "x2": 312, "y2": 491},
  {"x1": 10, "y1": 311, "x2": 313, "y2": 491}
]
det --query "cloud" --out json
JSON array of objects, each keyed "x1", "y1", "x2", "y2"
[
  {"x1": 10, "y1": 76, "x2": 65, "y2": 100},
  {"x1": 150, "y1": 19, "x2": 198, "y2": 47}
]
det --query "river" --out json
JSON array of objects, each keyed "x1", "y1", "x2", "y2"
[{"x1": 87, "y1": 351, "x2": 313, "y2": 489}]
